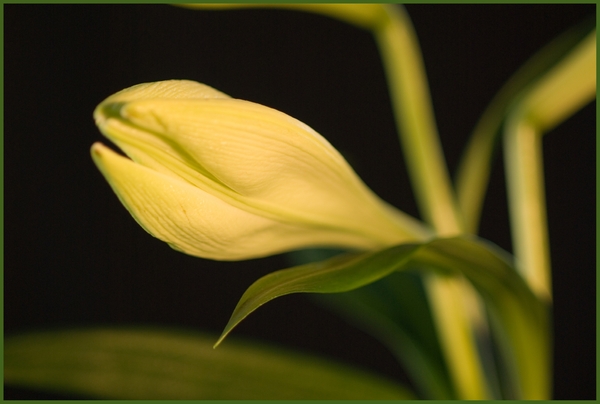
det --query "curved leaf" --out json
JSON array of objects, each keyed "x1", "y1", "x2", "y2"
[
  {"x1": 216, "y1": 243, "x2": 421, "y2": 346},
  {"x1": 286, "y1": 247, "x2": 455, "y2": 399},
  {"x1": 4, "y1": 327, "x2": 414, "y2": 400},
  {"x1": 224, "y1": 236, "x2": 548, "y2": 399}
]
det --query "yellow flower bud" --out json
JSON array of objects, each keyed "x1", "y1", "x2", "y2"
[{"x1": 92, "y1": 80, "x2": 428, "y2": 260}]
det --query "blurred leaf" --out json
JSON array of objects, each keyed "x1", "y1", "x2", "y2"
[
  {"x1": 4, "y1": 327, "x2": 414, "y2": 400},
  {"x1": 502, "y1": 29, "x2": 596, "y2": 302}
]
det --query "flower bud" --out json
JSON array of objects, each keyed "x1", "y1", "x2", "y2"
[{"x1": 92, "y1": 80, "x2": 428, "y2": 260}]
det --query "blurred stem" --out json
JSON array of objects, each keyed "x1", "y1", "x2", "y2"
[
  {"x1": 455, "y1": 18, "x2": 595, "y2": 234},
  {"x1": 293, "y1": 4, "x2": 491, "y2": 398},
  {"x1": 372, "y1": 5, "x2": 491, "y2": 399},
  {"x1": 182, "y1": 4, "x2": 495, "y2": 398},
  {"x1": 504, "y1": 30, "x2": 596, "y2": 303},
  {"x1": 374, "y1": 6, "x2": 462, "y2": 232}
]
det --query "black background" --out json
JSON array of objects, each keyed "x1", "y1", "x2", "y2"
[{"x1": 4, "y1": 4, "x2": 596, "y2": 399}]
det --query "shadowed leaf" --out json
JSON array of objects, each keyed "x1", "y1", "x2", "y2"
[{"x1": 4, "y1": 327, "x2": 414, "y2": 400}]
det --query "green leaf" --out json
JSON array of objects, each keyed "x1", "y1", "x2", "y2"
[
  {"x1": 4, "y1": 327, "x2": 414, "y2": 400},
  {"x1": 216, "y1": 243, "x2": 421, "y2": 346},
  {"x1": 225, "y1": 235, "x2": 548, "y2": 399}
]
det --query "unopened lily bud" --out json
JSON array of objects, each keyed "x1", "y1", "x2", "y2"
[{"x1": 92, "y1": 80, "x2": 428, "y2": 260}]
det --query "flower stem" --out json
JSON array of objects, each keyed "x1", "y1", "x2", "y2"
[
  {"x1": 503, "y1": 30, "x2": 596, "y2": 303},
  {"x1": 372, "y1": 5, "x2": 491, "y2": 399},
  {"x1": 455, "y1": 17, "x2": 595, "y2": 235}
]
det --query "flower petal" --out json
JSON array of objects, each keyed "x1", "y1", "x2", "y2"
[
  {"x1": 91, "y1": 143, "x2": 389, "y2": 260},
  {"x1": 95, "y1": 80, "x2": 430, "y2": 247},
  {"x1": 97, "y1": 80, "x2": 230, "y2": 103}
]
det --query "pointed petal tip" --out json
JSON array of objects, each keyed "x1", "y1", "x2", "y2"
[
  {"x1": 90, "y1": 142, "x2": 105, "y2": 159},
  {"x1": 90, "y1": 142, "x2": 115, "y2": 162},
  {"x1": 90, "y1": 143, "x2": 130, "y2": 174}
]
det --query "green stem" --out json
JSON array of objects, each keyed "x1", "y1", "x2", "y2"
[
  {"x1": 501, "y1": 29, "x2": 594, "y2": 400},
  {"x1": 504, "y1": 30, "x2": 596, "y2": 303},
  {"x1": 374, "y1": 6, "x2": 462, "y2": 233},
  {"x1": 455, "y1": 18, "x2": 595, "y2": 234},
  {"x1": 372, "y1": 6, "x2": 491, "y2": 399}
]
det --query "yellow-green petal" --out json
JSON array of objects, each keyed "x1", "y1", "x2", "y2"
[
  {"x1": 91, "y1": 143, "x2": 397, "y2": 260},
  {"x1": 94, "y1": 80, "x2": 430, "y2": 252}
]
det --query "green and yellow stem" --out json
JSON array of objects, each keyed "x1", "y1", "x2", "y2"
[
  {"x1": 283, "y1": 4, "x2": 494, "y2": 398},
  {"x1": 456, "y1": 17, "x2": 595, "y2": 235},
  {"x1": 370, "y1": 5, "x2": 492, "y2": 399},
  {"x1": 504, "y1": 30, "x2": 596, "y2": 303},
  {"x1": 178, "y1": 5, "x2": 595, "y2": 399}
]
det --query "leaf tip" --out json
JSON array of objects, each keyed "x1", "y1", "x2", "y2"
[{"x1": 213, "y1": 330, "x2": 230, "y2": 349}]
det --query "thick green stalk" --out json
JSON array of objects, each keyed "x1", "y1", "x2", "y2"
[
  {"x1": 455, "y1": 18, "x2": 595, "y2": 234},
  {"x1": 222, "y1": 5, "x2": 492, "y2": 397},
  {"x1": 182, "y1": 4, "x2": 496, "y2": 398},
  {"x1": 374, "y1": 6, "x2": 462, "y2": 233},
  {"x1": 504, "y1": 31, "x2": 596, "y2": 303},
  {"x1": 372, "y1": 6, "x2": 491, "y2": 399}
]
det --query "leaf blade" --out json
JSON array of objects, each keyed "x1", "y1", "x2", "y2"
[
  {"x1": 226, "y1": 236, "x2": 548, "y2": 399},
  {"x1": 4, "y1": 327, "x2": 414, "y2": 400},
  {"x1": 216, "y1": 243, "x2": 421, "y2": 346}
]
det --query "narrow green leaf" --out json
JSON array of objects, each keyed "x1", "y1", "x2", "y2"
[
  {"x1": 4, "y1": 327, "x2": 414, "y2": 400},
  {"x1": 216, "y1": 244, "x2": 421, "y2": 347}
]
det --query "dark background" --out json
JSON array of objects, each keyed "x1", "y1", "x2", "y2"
[{"x1": 4, "y1": 4, "x2": 595, "y2": 399}]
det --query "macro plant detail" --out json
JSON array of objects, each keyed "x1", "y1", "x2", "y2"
[
  {"x1": 91, "y1": 80, "x2": 430, "y2": 260},
  {"x1": 4, "y1": 4, "x2": 595, "y2": 400}
]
